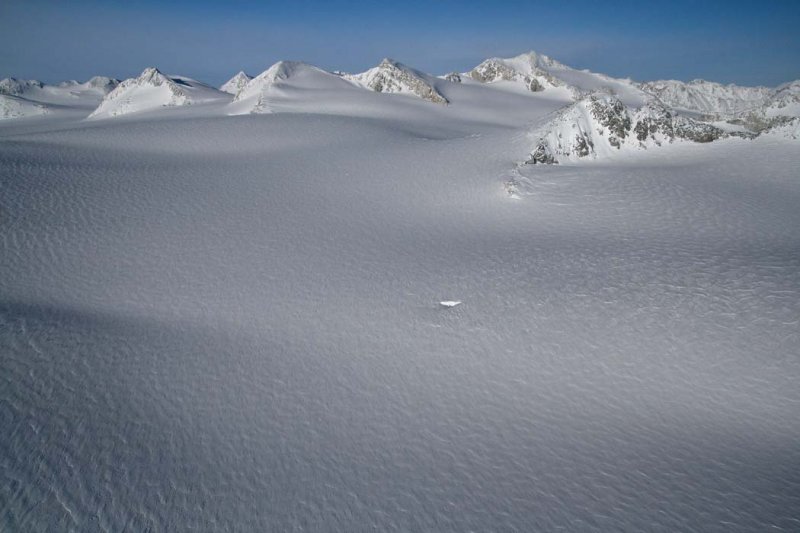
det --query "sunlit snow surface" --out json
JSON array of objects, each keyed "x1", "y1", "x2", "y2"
[{"x1": 1, "y1": 103, "x2": 800, "y2": 531}]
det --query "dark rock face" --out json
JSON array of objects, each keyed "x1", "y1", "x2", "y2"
[
  {"x1": 574, "y1": 135, "x2": 593, "y2": 157},
  {"x1": 468, "y1": 61, "x2": 516, "y2": 83},
  {"x1": 468, "y1": 60, "x2": 547, "y2": 93},
  {"x1": 444, "y1": 72, "x2": 462, "y2": 83},
  {"x1": 590, "y1": 96, "x2": 631, "y2": 148},
  {"x1": 524, "y1": 76, "x2": 544, "y2": 92},
  {"x1": 736, "y1": 113, "x2": 796, "y2": 134},
  {"x1": 673, "y1": 117, "x2": 724, "y2": 142},
  {"x1": 365, "y1": 60, "x2": 449, "y2": 104},
  {"x1": 633, "y1": 103, "x2": 724, "y2": 143},
  {"x1": 634, "y1": 105, "x2": 674, "y2": 141},
  {"x1": 526, "y1": 95, "x2": 730, "y2": 165},
  {"x1": 526, "y1": 142, "x2": 556, "y2": 164}
]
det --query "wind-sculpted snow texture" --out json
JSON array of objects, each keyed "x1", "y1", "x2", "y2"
[{"x1": 1, "y1": 50, "x2": 800, "y2": 532}]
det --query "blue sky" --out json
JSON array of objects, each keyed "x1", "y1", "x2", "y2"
[{"x1": 2, "y1": 0, "x2": 799, "y2": 87}]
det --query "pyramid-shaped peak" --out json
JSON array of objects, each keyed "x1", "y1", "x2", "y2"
[
  {"x1": 138, "y1": 67, "x2": 170, "y2": 84},
  {"x1": 375, "y1": 58, "x2": 419, "y2": 72},
  {"x1": 232, "y1": 61, "x2": 331, "y2": 105},
  {"x1": 220, "y1": 71, "x2": 253, "y2": 94},
  {"x1": 345, "y1": 58, "x2": 447, "y2": 104}
]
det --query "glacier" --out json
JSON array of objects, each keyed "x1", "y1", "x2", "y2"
[{"x1": 1, "y1": 51, "x2": 799, "y2": 532}]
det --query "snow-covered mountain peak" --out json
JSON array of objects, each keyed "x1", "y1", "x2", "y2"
[
  {"x1": 228, "y1": 61, "x2": 353, "y2": 114},
  {"x1": 220, "y1": 71, "x2": 252, "y2": 95},
  {"x1": 466, "y1": 54, "x2": 560, "y2": 93},
  {"x1": 345, "y1": 59, "x2": 448, "y2": 104},
  {"x1": 759, "y1": 79, "x2": 800, "y2": 119},
  {"x1": 0, "y1": 78, "x2": 44, "y2": 96},
  {"x1": 467, "y1": 51, "x2": 648, "y2": 106},
  {"x1": 639, "y1": 78, "x2": 773, "y2": 118},
  {"x1": 75, "y1": 76, "x2": 120, "y2": 94},
  {"x1": 88, "y1": 67, "x2": 228, "y2": 119},
  {"x1": 232, "y1": 61, "x2": 323, "y2": 103},
  {"x1": 255, "y1": 61, "x2": 308, "y2": 82},
  {"x1": 505, "y1": 50, "x2": 567, "y2": 71},
  {"x1": 524, "y1": 93, "x2": 727, "y2": 165},
  {"x1": 85, "y1": 75, "x2": 116, "y2": 86},
  {"x1": 136, "y1": 67, "x2": 172, "y2": 86},
  {"x1": 466, "y1": 50, "x2": 595, "y2": 96}
]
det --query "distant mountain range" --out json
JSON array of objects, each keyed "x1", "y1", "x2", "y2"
[{"x1": 3, "y1": 51, "x2": 798, "y2": 161}]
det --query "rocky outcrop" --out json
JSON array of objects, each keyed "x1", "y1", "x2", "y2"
[
  {"x1": 467, "y1": 52, "x2": 561, "y2": 93},
  {"x1": 346, "y1": 59, "x2": 448, "y2": 104},
  {"x1": 526, "y1": 95, "x2": 726, "y2": 164},
  {"x1": 590, "y1": 96, "x2": 631, "y2": 147}
]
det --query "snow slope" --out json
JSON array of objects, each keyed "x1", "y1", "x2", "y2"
[
  {"x1": 0, "y1": 94, "x2": 49, "y2": 119},
  {"x1": 2, "y1": 103, "x2": 798, "y2": 532},
  {"x1": 228, "y1": 61, "x2": 355, "y2": 114},
  {"x1": 88, "y1": 67, "x2": 229, "y2": 119},
  {"x1": 762, "y1": 80, "x2": 800, "y2": 118}
]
